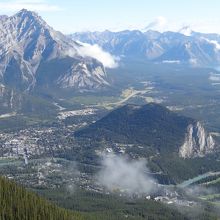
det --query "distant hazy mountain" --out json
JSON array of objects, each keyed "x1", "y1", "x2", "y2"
[
  {"x1": 71, "y1": 29, "x2": 220, "y2": 66},
  {"x1": 0, "y1": 9, "x2": 108, "y2": 91}
]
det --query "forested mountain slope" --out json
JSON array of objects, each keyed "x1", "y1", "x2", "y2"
[{"x1": 0, "y1": 176, "x2": 84, "y2": 220}]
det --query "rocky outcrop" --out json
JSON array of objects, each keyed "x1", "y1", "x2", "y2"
[
  {"x1": 57, "y1": 59, "x2": 109, "y2": 89},
  {"x1": 179, "y1": 122, "x2": 215, "y2": 158},
  {"x1": 0, "y1": 84, "x2": 5, "y2": 97}
]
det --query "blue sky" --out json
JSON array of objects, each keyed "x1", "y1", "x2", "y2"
[{"x1": 0, "y1": 0, "x2": 220, "y2": 34}]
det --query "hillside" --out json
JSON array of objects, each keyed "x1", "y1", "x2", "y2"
[
  {"x1": 0, "y1": 176, "x2": 203, "y2": 220},
  {"x1": 75, "y1": 104, "x2": 220, "y2": 182},
  {"x1": 0, "y1": 176, "x2": 84, "y2": 220},
  {"x1": 75, "y1": 103, "x2": 215, "y2": 156}
]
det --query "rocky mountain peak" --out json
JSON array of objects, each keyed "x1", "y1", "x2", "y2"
[
  {"x1": 9, "y1": 9, "x2": 49, "y2": 34},
  {"x1": 15, "y1": 9, "x2": 38, "y2": 18},
  {"x1": 0, "y1": 9, "x2": 108, "y2": 91},
  {"x1": 14, "y1": 9, "x2": 47, "y2": 25}
]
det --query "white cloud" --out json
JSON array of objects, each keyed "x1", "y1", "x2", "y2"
[
  {"x1": 162, "y1": 60, "x2": 181, "y2": 64},
  {"x1": 203, "y1": 38, "x2": 220, "y2": 50},
  {"x1": 189, "y1": 58, "x2": 198, "y2": 65},
  {"x1": 0, "y1": 0, "x2": 62, "y2": 13},
  {"x1": 209, "y1": 73, "x2": 220, "y2": 82},
  {"x1": 175, "y1": 21, "x2": 220, "y2": 35},
  {"x1": 141, "y1": 17, "x2": 220, "y2": 35},
  {"x1": 97, "y1": 154, "x2": 157, "y2": 195},
  {"x1": 77, "y1": 42, "x2": 119, "y2": 68},
  {"x1": 188, "y1": 20, "x2": 220, "y2": 35},
  {"x1": 144, "y1": 16, "x2": 168, "y2": 32}
]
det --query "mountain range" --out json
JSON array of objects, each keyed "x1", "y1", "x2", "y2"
[
  {"x1": 1, "y1": 9, "x2": 220, "y2": 97},
  {"x1": 71, "y1": 29, "x2": 220, "y2": 67},
  {"x1": 1, "y1": 9, "x2": 220, "y2": 96}
]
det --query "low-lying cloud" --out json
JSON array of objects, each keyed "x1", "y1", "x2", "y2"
[
  {"x1": 144, "y1": 16, "x2": 168, "y2": 32},
  {"x1": 97, "y1": 154, "x2": 157, "y2": 195},
  {"x1": 209, "y1": 73, "x2": 220, "y2": 82},
  {"x1": 185, "y1": 185, "x2": 215, "y2": 197},
  {"x1": 77, "y1": 42, "x2": 119, "y2": 68},
  {"x1": 162, "y1": 60, "x2": 181, "y2": 64}
]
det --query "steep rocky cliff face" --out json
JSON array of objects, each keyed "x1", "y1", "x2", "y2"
[
  {"x1": 179, "y1": 122, "x2": 215, "y2": 158},
  {"x1": 57, "y1": 60, "x2": 108, "y2": 89},
  {"x1": 0, "y1": 9, "x2": 108, "y2": 91},
  {"x1": 0, "y1": 85, "x2": 23, "y2": 113}
]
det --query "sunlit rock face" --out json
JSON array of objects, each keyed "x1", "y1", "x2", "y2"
[
  {"x1": 0, "y1": 84, "x2": 5, "y2": 96},
  {"x1": 0, "y1": 9, "x2": 108, "y2": 91},
  {"x1": 57, "y1": 59, "x2": 108, "y2": 89},
  {"x1": 179, "y1": 122, "x2": 215, "y2": 158}
]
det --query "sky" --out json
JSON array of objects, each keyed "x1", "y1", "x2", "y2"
[{"x1": 0, "y1": 0, "x2": 220, "y2": 34}]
